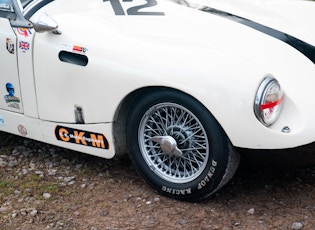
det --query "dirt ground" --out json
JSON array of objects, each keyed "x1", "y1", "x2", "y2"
[{"x1": 0, "y1": 132, "x2": 315, "y2": 230}]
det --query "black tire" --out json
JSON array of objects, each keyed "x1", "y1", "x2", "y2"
[{"x1": 126, "y1": 88, "x2": 240, "y2": 201}]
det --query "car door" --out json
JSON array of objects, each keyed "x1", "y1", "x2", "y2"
[
  {"x1": 0, "y1": 1, "x2": 23, "y2": 113},
  {"x1": 30, "y1": 0, "x2": 166, "y2": 124},
  {"x1": 31, "y1": 3, "x2": 110, "y2": 124}
]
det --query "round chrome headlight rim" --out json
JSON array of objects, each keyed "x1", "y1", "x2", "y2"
[{"x1": 254, "y1": 76, "x2": 284, "y2": 126}]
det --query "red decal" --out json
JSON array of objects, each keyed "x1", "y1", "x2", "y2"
[{"x1": 260, "y1": 97, "x2": 283, "y2": 110}]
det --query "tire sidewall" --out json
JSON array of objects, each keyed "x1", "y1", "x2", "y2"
[{"x1": 126, "y1": 89, "x2": 231, "y2": 201}]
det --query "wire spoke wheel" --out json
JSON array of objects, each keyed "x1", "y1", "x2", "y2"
[
  {"x1": 138, "y1": 103, "x2": 209, "y2": 183},
  {"x1": 126, "y1": 89, "x2": 240, "y2": 201}
]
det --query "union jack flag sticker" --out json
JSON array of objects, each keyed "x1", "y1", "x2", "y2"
[{"x1": 19, "y1": 41, "x2": 30, "y2": 51}]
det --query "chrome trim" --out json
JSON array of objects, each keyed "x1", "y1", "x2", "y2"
[{"x1": 254, "y1": 76, "x2": 281, "y2": 126}]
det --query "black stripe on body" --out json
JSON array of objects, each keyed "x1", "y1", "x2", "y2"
[
  {"x1": 201, "y1": 7, "x2": 315, "y2": 64},
  {"x1": 170, "y1": 0, "x2": 315, "y2": 64}
]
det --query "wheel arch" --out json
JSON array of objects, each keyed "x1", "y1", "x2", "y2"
[
  {"x1": 112, "y1": 86, "x2": 229, "y2": 158},
  {"x1": 117, "y1": 86, "x2": 240, "y2": 201}
]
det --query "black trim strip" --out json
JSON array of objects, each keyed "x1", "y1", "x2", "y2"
[
  {"x1": 24, "y1": 0, "x2": 54, "y2": 20},
  {"x1": 171, "y1": 1, "x2": 315, "y2": 64}
]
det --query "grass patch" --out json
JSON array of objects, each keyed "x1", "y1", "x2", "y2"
[
  {"x1": 0, "y1": 179, "x2": 15, "y2": 200},
  {"x1": 0, "y1": 173, "x2": 60, "y2": 201},
  {"x1": 77, "y1": 167, "x2": 94, "y2": 176}
]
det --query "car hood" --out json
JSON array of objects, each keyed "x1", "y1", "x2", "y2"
[
  {"x1": 30, "y1": 0, "x2": 315, "y2": 66},
  {"x1": 169, "y1": 0, "x2": 315, "y2": 46}
]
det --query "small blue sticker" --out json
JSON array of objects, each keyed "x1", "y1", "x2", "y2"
[
  {"x1": 4, "y1": 82, "x2": 20, "y2": 109},
  {"x1": 0, "y1": 115, "x2": 5, "y2": 126}
]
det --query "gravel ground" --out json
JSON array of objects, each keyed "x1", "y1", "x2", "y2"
[{"x1": 0, "y1": 132, "x2": 315, "y2": 230}]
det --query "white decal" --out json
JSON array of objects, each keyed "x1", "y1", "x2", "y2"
[
  {"x1": 198, "y1": 160, "x2": 217, "y2": 190},
  {"x1": 18, "y1": 125, "x2": 27, "y2": 136},
  {"x1": 162, "y1": 186, "x2": 192, "y2": 195}
]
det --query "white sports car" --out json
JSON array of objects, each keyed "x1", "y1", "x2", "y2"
[{"x1": 0, "y1": 0, "x2": 314, "y2": 201}]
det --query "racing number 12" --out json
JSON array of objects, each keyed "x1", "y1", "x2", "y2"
[{"x1": 103, "y1": 0, "x2": 165, "y2": 15}]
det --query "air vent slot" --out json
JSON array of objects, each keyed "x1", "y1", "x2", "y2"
[{"x1": 59, "y1": 51, "x2": 88, "y2": 66}]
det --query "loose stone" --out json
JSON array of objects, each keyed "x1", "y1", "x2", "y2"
[
  {"x1": 247, "y1": 208, "x2": 255, "y2": 215},
  {"x1": 30, "y1": 209, "x2": 38, "y2": 217},
  {"x1": 43, "y1": 193, "x2": 51, "y2": 199},
  {"x1": 291, "y1": 222, "x2": 303, "y2": 230}
]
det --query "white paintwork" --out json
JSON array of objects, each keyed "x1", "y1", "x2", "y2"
[
  {"x1": 16, "y1": 27, "x2": 39, "y2": 118},
  {"x1": 0, "y1": 109, "x2": 115, "y2": 158},
  {"x1": 0, "y1": 18, "x2": 24, "y2": 113},
  {"x1": 0, "y1": 0, "x2": 314, "y2": 159},
  {"x1": 187, "y1": 0, "x2": 315, "y2": 45}
]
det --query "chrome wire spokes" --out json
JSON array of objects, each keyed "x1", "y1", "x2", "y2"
[{"x1": 139, "y1": 103, "x2": 209, "y2": 183}]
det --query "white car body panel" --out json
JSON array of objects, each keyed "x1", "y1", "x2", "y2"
[
  {"x1": 190, "y1": 0, "x2": 315, "y2": 45},
  {"x1": 16, "y1": 27, "x2": 39, "y2": 118},
  {"x1": 0, "y1": 19, "x2": 24, "y2": 113},
  {"x1": 0, "y1": 109, "x2": 115, "y2": 158},
  {"x1": 0, "y1": 0, "x2": 315, "y2": 159}
]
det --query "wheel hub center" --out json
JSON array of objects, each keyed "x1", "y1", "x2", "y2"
[
  {"x1": 160, "y1": 136, "x2": 177, "y2": 153},
  {"x1": 168, "y1": 126, "x2": 193, "y2": 153},
  {"x1": 151, "y1": 136, "x2": 183, "y2": 157}
]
